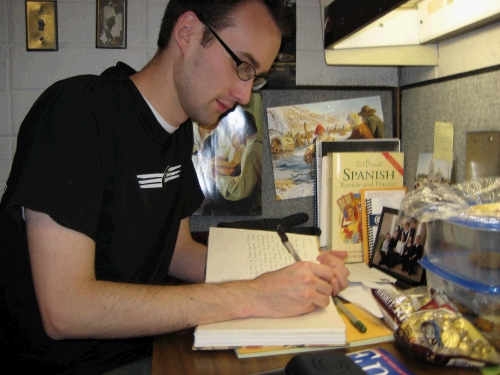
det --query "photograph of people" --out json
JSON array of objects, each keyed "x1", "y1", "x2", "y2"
[
  {"x1": 0, "y1": 1, "x2": 350, "y2": 373},
  {"x1": 370, "y1": 209, "x2": 426, "y2": 285}
]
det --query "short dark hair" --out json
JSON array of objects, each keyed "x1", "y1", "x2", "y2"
[{"x1": 157, "y1": 0, "x2": 293, "y2": 50}]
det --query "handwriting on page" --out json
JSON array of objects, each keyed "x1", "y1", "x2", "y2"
[
  {"x1": 205, "y1": 228, "x2": 320, "y2": 283},
  {"x1": 245, "y1": 232, "x2": 318, "y2": 279},
  {"x1": 246, "y1": 232, "x2": 292, "y2": 278}
]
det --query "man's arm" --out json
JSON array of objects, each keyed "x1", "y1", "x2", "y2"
[
  {"x1": 167, "y1": 217, "x2": 207, "y2": 283},
  {"x1": 26, "y1": 209, "x2": 349, "y2": 342}
]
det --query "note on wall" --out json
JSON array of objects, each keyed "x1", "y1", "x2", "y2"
[{"x1": 434, "y1": 122, "x2": 454, "y2": 162}]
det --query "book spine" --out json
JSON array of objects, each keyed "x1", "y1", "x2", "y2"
[
  {"x1": 327, "y1": 153, "x2": 334, "y2": 249},
  {"x1": 313, "y1": 147, "x2": 318, "y2": 227},
  {"x1": 365, "y1": 198, "x2": 374, "y2": 260}
]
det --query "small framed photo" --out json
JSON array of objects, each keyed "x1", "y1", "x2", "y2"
[
  {"x1": 369, "y1": 207, "x2": 426, "y2": 286},
  {"x1": 96, "y1": 0, "x2": 127, "y2": 49}
]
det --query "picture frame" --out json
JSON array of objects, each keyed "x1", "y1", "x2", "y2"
[
  {"x1": 369, "y1": 207, "x2": 426, "y2": 286},
  {"x1": 263, "y1": 0, "x2": 296, "y2": 89},
  {"x1": 96, "y1": 0, "x2": 127, "y2": 49}
]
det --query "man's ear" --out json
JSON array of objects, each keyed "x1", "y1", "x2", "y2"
[{"x1": 173, "y1": 11, "x2": 200, "y2": 55}]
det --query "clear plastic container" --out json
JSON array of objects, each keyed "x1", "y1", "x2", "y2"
[{"x1": 424, "y1": 219, "x2": 500, "y2": 288}]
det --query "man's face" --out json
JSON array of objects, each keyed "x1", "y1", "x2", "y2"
[{"x1": 175, "y1": 1, "x2": 281, "y2": 127}]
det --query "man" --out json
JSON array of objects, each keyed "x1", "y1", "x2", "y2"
[
  {"x1": 358, "y1": 105, "x2": 385, "y2": 138},
  {"x1": 378, "y1": 232, "x2": 391, "y2": 266},
  {"x1": 408, "y1": 235, "x2": 424, "y2": 276},
  {"x1": 0, "y1": 1, "x2": 350, "y2": 374},
  {"x1": 409, "y1": 217, "x2": 417, "y2": 241},
  {"x1": 402, "y1": 221, "x2": 411, "y2": 244},
  {"x1": 303, "y1": 124, "x2": 330, "y2": 177},
  {"x1": 387, "y1": 229, "x2": 400, "y2": 268}
]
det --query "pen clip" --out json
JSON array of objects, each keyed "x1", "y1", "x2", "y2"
[{"x1": 275, "y1": 225, "x2": 288, "y2": 242}]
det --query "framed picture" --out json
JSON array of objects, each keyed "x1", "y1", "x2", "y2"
[
  {"x1": 96, "y1": 0, "x2": 127, "y2": 48},
  {"x1": 369, "y1": 207, "x2": 426, "y2": 286},
  {"x1": 264, "y1": 0, "x2": 296, "y2": 88}
]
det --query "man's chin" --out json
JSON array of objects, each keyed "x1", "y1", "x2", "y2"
[{"x1": 197, "y1": 121, "x2": 219, "y2": 130}]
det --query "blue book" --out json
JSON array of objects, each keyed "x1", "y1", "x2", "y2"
[
  {"x1": 346, "y1": 348, "x2": 415, "y2": 375},
  {"x1": 285, "y1": 347, "x2": 415, "y2": 375}
]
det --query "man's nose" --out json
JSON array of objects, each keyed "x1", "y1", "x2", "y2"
[{"x1": 231, "y1": 78, "x2": 254, "y2": 106}]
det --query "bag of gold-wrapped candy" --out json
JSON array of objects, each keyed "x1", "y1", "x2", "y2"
[
  {"x1": 372, "y1": 286, "x2": 431, "y2": 331},
  {"x1": 394, "y1": 289, "x2": 500, "y2": 367}
]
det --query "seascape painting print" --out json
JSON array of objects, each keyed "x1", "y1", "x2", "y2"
[
  {"x1": 266, "y1": 96, "x2": 384, "y2": 200},
  {"x1": 192, "y1": 94, "x2": 264, "y2": 216}
]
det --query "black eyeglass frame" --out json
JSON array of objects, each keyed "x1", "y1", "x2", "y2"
[{"x1": 201, "y1": 22, "x2": 267, "y2": 90}]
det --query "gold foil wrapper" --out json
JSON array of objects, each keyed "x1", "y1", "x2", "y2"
[{"x1": 399, "y1": 308, "x2": 500, "y2": 365}]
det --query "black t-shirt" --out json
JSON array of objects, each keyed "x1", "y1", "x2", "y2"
[{"x1": 0, "y1": 62, "x2": 204, "y2": 374}]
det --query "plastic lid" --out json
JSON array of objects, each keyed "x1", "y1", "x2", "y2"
[
  {"x1": 420, "y1": 256, "x2": 500, "y2": 295},
  {"x1": 445, "y1": 217, "x2": 500, "y2": 231}
]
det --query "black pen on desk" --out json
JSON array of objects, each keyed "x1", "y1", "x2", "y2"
[
  {"x1": 333, "y1": 297, "x2": 367, "y2": 333},
  {"x1": 275, "y1": 225, "x2": 301, "y2": 262}
]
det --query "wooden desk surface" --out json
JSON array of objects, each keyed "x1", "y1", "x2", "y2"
[{"x1": 151, "y1": 328, "x2": 482, "y2": 375}]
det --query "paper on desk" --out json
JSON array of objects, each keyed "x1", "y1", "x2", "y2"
[
  {"x1": 338, "y1": 263, "x2": 397, "y2": 319},
  {"x1": 345, "y1": 262, "x2": 396, "y2": 283}
]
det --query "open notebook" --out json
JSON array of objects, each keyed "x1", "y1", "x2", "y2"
[{"x1": 193, "y1": 228, "x2": 346, "y2": 349}]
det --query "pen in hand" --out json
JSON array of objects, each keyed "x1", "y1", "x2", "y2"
[
  {"x1": 333, "y1": 297, "x2": 367, "y2": 333},
  {"x1": 275, "y1": 225, "x2": 366, "y2": 333},
  {"x1": 275, "y1": 225, "x2": 301, "y2": 262}
]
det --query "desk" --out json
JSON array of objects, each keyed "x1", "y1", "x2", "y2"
[{"x1": 151, "y1": 328, "x2": 481, "y2": 375}]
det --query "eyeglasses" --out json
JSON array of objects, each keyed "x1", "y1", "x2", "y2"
[{"x1": 202, "y1": 22, "x2": 267, "y2": 90}]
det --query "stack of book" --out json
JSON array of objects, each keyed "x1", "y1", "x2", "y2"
[
  {"x1": 313, "y1": 139, "x2": 405, "y2": 264},
  {"x1": 234, "y1": 301, "x2": 394, "y2": 358}
]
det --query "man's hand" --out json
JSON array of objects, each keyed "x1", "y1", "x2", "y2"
[
  {"x1": 240, "y1": 258, "x2": 347, "y2": 319},
  {"x1": 316, "y1": 250, "x2": 350, "y2": 296}
]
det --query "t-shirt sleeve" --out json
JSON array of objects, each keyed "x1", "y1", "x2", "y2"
[{"x1": 6, "y1": 83, "x2": 104, "y2": 240}]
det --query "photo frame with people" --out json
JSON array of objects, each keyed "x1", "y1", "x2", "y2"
[{"x1": 369, "y1": 207, "x2": 426, "y2": 286}]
